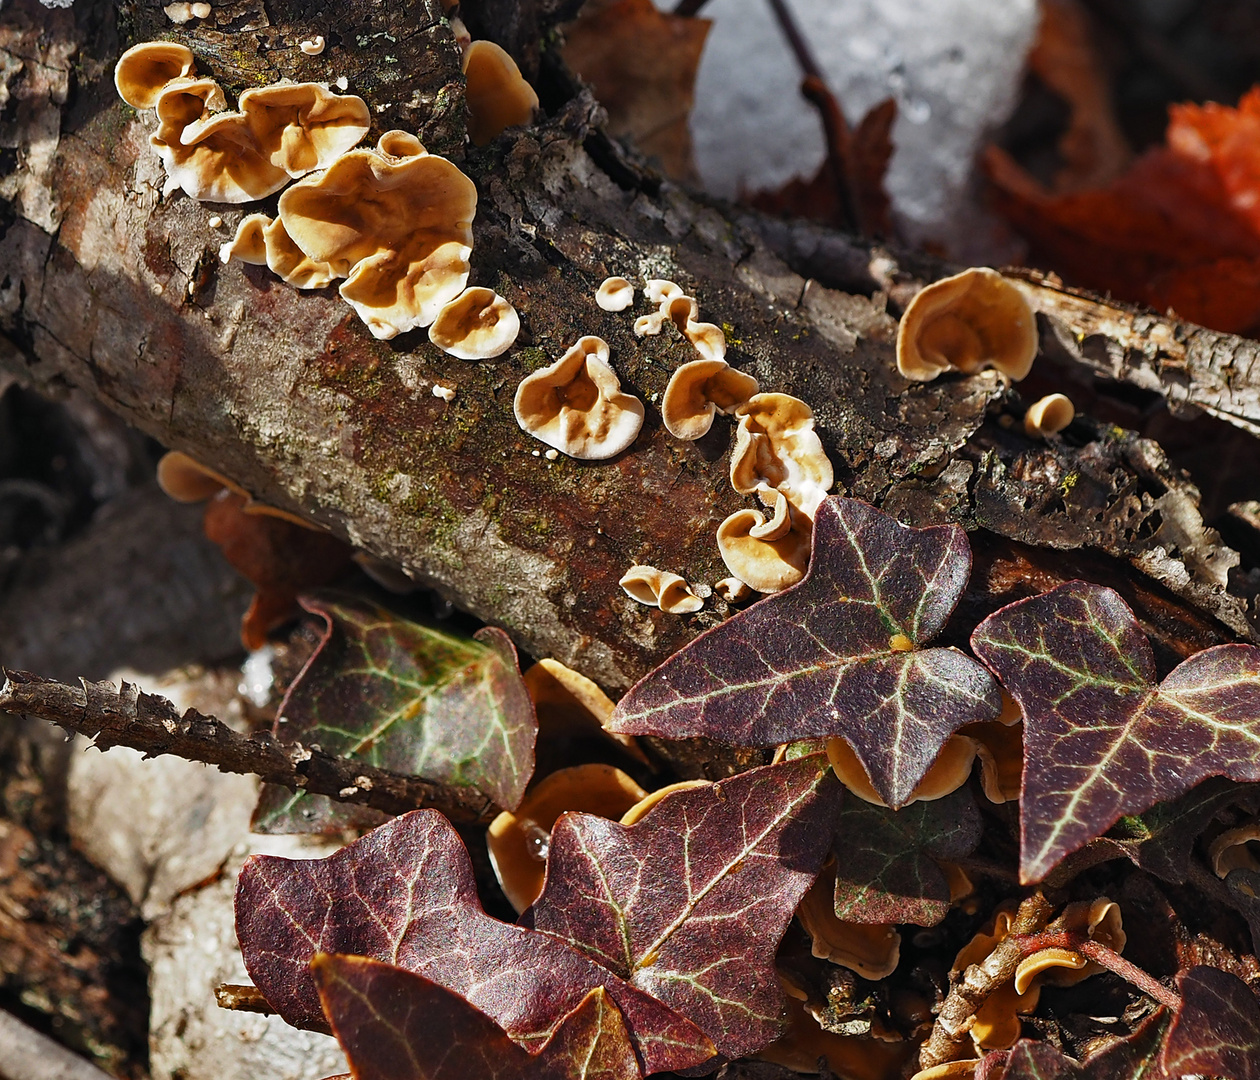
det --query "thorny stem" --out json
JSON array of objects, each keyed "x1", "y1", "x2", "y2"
[
  {"x1": 1012, "y1": 929, "x2": 1184, "y2": 1012},
  {"x1": 918, "y1": 893, "x2": 1054, "y2": 1069}
]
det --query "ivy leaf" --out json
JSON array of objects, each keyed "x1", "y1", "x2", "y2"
[
  {"x1": 235, "y1": 810, "x2": 715, "y2": 1075},
  {"x1": 971, "y1": 581, "x2": 1260, "y2": 883},
  {"x1": 263, "y1": 594, "x2": 537, "y2": 826},
  {"x1": 1001, "y1": 1009, "x2": 1169, "y2": 1079},
  {"x1": 608, "y1": 497, "x2": 1002, "y2": 807},
  {"x1": 524, "y1": 755, "x2": 842, "y2": 1059},
  {"x1": 312, "y1": 954, "x2": 641, "y2": 1080},
  {"x1": 831, "y1": 786, "x2": 982, "y2": 926},
  {"x1": 1163, "y1": 966, "x2": 1260, "y2": 1079}
]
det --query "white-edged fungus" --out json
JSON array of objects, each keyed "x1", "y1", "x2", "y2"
[
  {"x1": 1210, "y1": 823, "x2": 1260, "y2": 878},
  {"x1": 749, "y1": 486, "x2": 791, "y2": 540},
  {"x1": 1023, "y1": 393, "x2": 1075, "y2": 437},
  {"x1": 219, "y1": 212, "x2": 339, "y2": 290},
  {"x1": 192, "y1": 2, "x2": 211, "y2": 16},
  {"x1": 713, "y1": 576, "x2": 752, "y2": 603},
  {"x1": 619, "y1": 779, "x2": 712, "y2": 826},
  {"x1": 114, "y1": 41, "x2": 196, "y2": 109},
  {"x1": 462, "y1": 40, "x2": 539, "y2": 146},
  {"x1": 896, "y1": 267, "x2": 1038, "y2": 382},
  {"x1": 730, "y1": 393, "x2": 833, "y2": 522},
  {"x1": 644, "y1": 279, "x2": 683, "y2": 304},
  {"x1": 963, "y1": 717, "x2": 1023, "y2": 804},
  {"x1": 619, "y1": 565, "x2": 704, "y2": 614},
  {"x1": 716, "y1": 508, "x2": 810, "y2": 594},
  {"x1": 827, "y1": 734, "x2": 980, "y2": 807},
  {"x1": 376, "y1": 129, "x2": 426, "y2": 158},
  {"x1": 596, "y1": 276, "x2": 634, "y2": 312},
  {"x1": 277, "y1": 142, "x2": 477, "y2": 338},
  {"x1": 486, "y1": 764, "x2": 648, "y2": 913},
  {"x1": 796, "y1": 863, "x2": 901, "y2": 980},
  {"x1": 428, "y1": 287, "x2": 520, "y2": 359},
  {"x1": 1013, "y1": 899, "x2": 1126, "y2": 993},
  {"x1": 157, "y1": 449, "x2": 242, "y2": 503},
  {"x1": 299, "y1": 35, "x2": 326, "y2": 56},
  {"x1": 513, "y1": 336, "x2": 645, "y2": 459},
  {"x1": 661, "y1": 358, "x2": 759, "y2": 440},
  {"x1": 523, "y1": 657, "x2": 646, "y2": 763}
]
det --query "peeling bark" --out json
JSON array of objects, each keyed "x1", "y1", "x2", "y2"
[{"x1": 0, "y1": 0, "x2": 1256, "y2": 709}]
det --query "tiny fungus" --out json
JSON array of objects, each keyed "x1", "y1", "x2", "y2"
[
  {"x1": 164, "y1": 2, "x2": 210, "y2": 25},
  {"x1": 114, "y1": 41, "x2": 196, "y2": 109},
  {"x1": 513, "y1": 336, "x2": 645, "y2": 459},
  {"x1": 826, "y1": 735, "x2": 979, "y2": 807},
  {"x1": 907, "y1": 1062, "x2": 982, "y2": 1080},
  {"x1": 796, "y1": 864, "x2": 901, "y2": 979},
  {"x1": 713, "y1": 576, "x2": 752, "y2": 603},
  {"x1": 523, "y1": 657, "x2": 645, "y2": 762},
  {"x1": 896, "y1": 267, "x2": 1038, "y2": 382},
  {"x1": 730, "y1": 393, "x2": 834, "y2": 522},
  {"x1": 431, "y1": 384, "x2": 456, "y2": 402},
  {"x1": 1209, "y1": 822, "x2": 1260, "y2": 877},
  {"x1": 661, "y1": 358, "x2": 759, "y2": 440},
  {"x1": 299, "y1": 35, "x2": 326, "y2": 56},
  {"x1": 1023, "y1": 393, "x2": 1075, "y2": 437},
  {"x1": 376, "y1": 129, "x2": 426, "y2": 158},
  {"x1": 952, "y1": 907, "x2": 1038, "y2": 1051},
  {"x1": 155, "y1": 450, "x2": 314, "y2": 528},
  {"x1": 715, "y1": 508, "x2": 810, "y2": 594},
  {"x1": 619, "y1": 565, "x2": 704, "y2": 614},
  {"x1": 462, "y1": 40, "x2": 539, "y2": 146},
  {"x1": 619, "y1": 779, "x2": 711, "y2": 825},
  {"x1": 428, "y1": 287, "x2": 520, "y2": 359},
  {"x1": 486, "y1": 764, "x2": 647, "y2": 912},
  {"x1": 595, "y1": 276, "x2": 635, "y2": 312},
  {"x1": 277, "y1": 138, "x2": 476, "y2": 338}
]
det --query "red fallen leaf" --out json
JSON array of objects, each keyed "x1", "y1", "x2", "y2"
[
  {"x1": 607, "y1": 497, "x2": 1002, "y2": 808},
  {"x1": 1000, "y1": 1008, "x2": 1169, "y2": 1078},
  {"x1": 312, "y1": 954, "x2": 641, "y2": 1080},
  {"x1": 971, "y1": 580, "x2": 1260, "y2": 883},
  {"x1": 830, "y1": 786, "x2": 982, "y2": 927},
  {"x1": 253, "y1": 593, "x2": 537, "y2": 831},
  {"x1": 1163, "y1": 966, "x2": 1260, "y2": 1079},
  {"x1": 201, "y1": 490, "x2": 353, "y2": 651},
  {"x1": 234, "y1": 809, "x2": 715, "y2": 1075},
  {"x1": 985, "y1": 88, "x2": 1260, "y2": 334},
  {"x1": 524, "y1": 755, "x2": 842, "y2": 1060},
  {"x1": 561, "y1": 0, "x2": 710, "y2": 182}
]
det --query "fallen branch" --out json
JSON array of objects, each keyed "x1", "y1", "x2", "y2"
[{"x1": 0, "y1": 670, "x2": 498, "y2": 825}]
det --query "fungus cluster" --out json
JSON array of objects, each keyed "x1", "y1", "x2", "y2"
[{"x1": 618, "y1": 565, "x2": 704, "y2": 614}]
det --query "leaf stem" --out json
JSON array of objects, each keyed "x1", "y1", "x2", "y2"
[{"x1": 1011, "y1": 929, "x2": 1183, "y2": 1011}]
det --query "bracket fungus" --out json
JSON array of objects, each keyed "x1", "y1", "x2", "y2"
[
  {"x1": 827, "y1": 735, "x2": 979, "y2": 808},
  {"x1": 428, "y1": 287, "x2": 520, "y2": 359},
  {"x1": 1023, "y1": 392, "x2": 1075, "y2": 437},
  {"x1": 619, "y1": 565, "x2": 704, "y2": 614},
  {"x1": 1209, "y1": 822, "x2": 1260, "y2": 877},
  {"x1": 595, "y1": 276, "x2": 635, "y2": 312},
  {"x1": 486, "y1": 764, "x2": 647, "y2": 912},
  {"x1": 462, "y1": 40, "x2": 539, "y2": 146},
  {"x1": 661, "y1": 358, "x2": 759, "y2": 440},
  {"x1": 715, "y1": 508, "x2": 811, "y2": 594},
  {"x1": 730, "y1": 393, "x2": 834, "y2": 523},
  {"x1": 797, "y1": 864, "x2": 901, "y2": 980},
  {"x1": 896, "y1": 267, "x2": 1038, "y2": 382},
  {"x1": 228, "y1": 83, "x2": 371, "y2": 179},
  {"x1": 220, "y1": 213, "x2": 338, "y2": 290},
  {"x1": 277, "y1": 139, "x2": 477, "y2": 339},
  {"x1": 513, "y1": 336, "x2": 645, "y2": 459},
  {"x1": 114, "y1": 41, "x2": 196, "y2": 109}
]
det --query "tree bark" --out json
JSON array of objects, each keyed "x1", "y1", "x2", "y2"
[{"x1": 1, "y1": 0, "x2": 1257, "y2": 708}]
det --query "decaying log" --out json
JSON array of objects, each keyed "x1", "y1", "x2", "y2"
[{"x1": 1, "y1": 0, "x2": 1257, "y2": 709}]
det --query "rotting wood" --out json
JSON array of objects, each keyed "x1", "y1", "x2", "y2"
[
  {"x1": 0, "y1": 0, "x2": 1257, "y2": 709},
  {"x1": 0, "y1": 669, "x2": 499, "y2": 825}
]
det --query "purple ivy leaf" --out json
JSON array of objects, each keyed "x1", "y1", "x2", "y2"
[
  {"x1": 1002, "y1": 1009, "x2": 1169, "y2": 1079},
  {"x1": 971, "y1": 581, "x2": 1260, "y2": 883},
  {"x1": 235, "y1": 810, "x2": 715, "y2": 1075},
  {"x1": 607, "y1": 497, "x2": 1001, "y2": 807},
  {"x1": 831, "y1": 786, "x2": 982, "y2": 926},
  {"x1": 255, "y1": 594, "x2": 537, "y2": 833},
  {"x1": 524, "y1": 755, "x2": 842, "y2": 1060},
  {"x1": 1163, "y1": 967, "x2": 1260, "y2": 1079},
  {"x1": 312, "y1": 954, "x2": 641, "y2": 1080}
]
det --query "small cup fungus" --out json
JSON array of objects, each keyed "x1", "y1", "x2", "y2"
[
  {"x1": 462, "y1": 40, "x2": 539, "y2": 146},
  {"x1": 661, "y1": 358, "x2": 759, "y2": 440},
  {"x1": 523, "y1": 657, "x2": 646, "y2": 762},
  {"x1": 1209, "y1": 822, "x2": 1260, "y2": 877},
  {"x1": 730, "y1": 393, "x2": 834, "y2": 523},
  {"x1": 619, "y1": 779, "x2": 712, "y2": 825},
  {"x1": 155, "y1": 450, "x2": 314, "y2": 528},
  {"x1": 513, "y1": 336, "x2": 645, "y2": 459},
  {"x1": 486, "y1": 764, "x2": 647, "y2": 912},
  {"x1": 595, "y1": 276, "x2": 634, "y2": 312},
  {"x1": 428, "y1": 287, "x2": 520, "y2": 359},
  {"x1": 1012, "y1": 899, "x2": 1126, "y2": 993},
  {"x1": 299, "y1": 35, "x2": 326, "y2": 56},
  {"x1": 716, "y1": 508, "x2": 811, "y2": 594},
  {"x1": 1023, "y1": 393, "x2": 1075, "y2": 438},
  {"x1": 114, "y1": 41, "x2": 196, "y2": 109},
  {"x1": 826, "y1": 735, "x2": 980, "y2": 807},
  {"x1": 277, "y1": 141, "x2": 477, "y2": 338},
  {"x1": 896, "y1": 268, "x2": 1038, "y2": 383},
  {"x1": 619, "y1": 565, "x2": 704, "y2": 614}
]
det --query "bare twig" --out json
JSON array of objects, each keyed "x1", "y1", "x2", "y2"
[
  {"x1": 0, "y1": 670, "x2": 498, "y2": 826},
  {"x1": 0, "y1": 1007, "x2": 116, "y2": 1080},
  {"x1": 1012, "y1": 929, "x2": 1183, "y2": 1011},
  {"x1": 215, "y1": 984, "x2": 276, "y2": 1015},
  {"x1": 918, "y1": 893, "x2": 1054, "y2": 1069}
]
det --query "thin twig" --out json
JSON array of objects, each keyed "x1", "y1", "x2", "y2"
[
  {"x1": 0, "y1": 669, "x2": 498, "y2": 826},
  {"x1": 672, "y1": 0, "x2": 711, "y2": 15},
  {"x1": 919, "y1": 893, "x2": 1054, "y2": 1069},
  {"x1": 1012, "y1": 929, "x2": 1183, "y2": 1012},
  {"x1": 215, "y1": 983, "x2": 275, "y2": 1015},
  {"x1": 0, "y1": 1007, "x2": 116, "y2": 1080}
]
